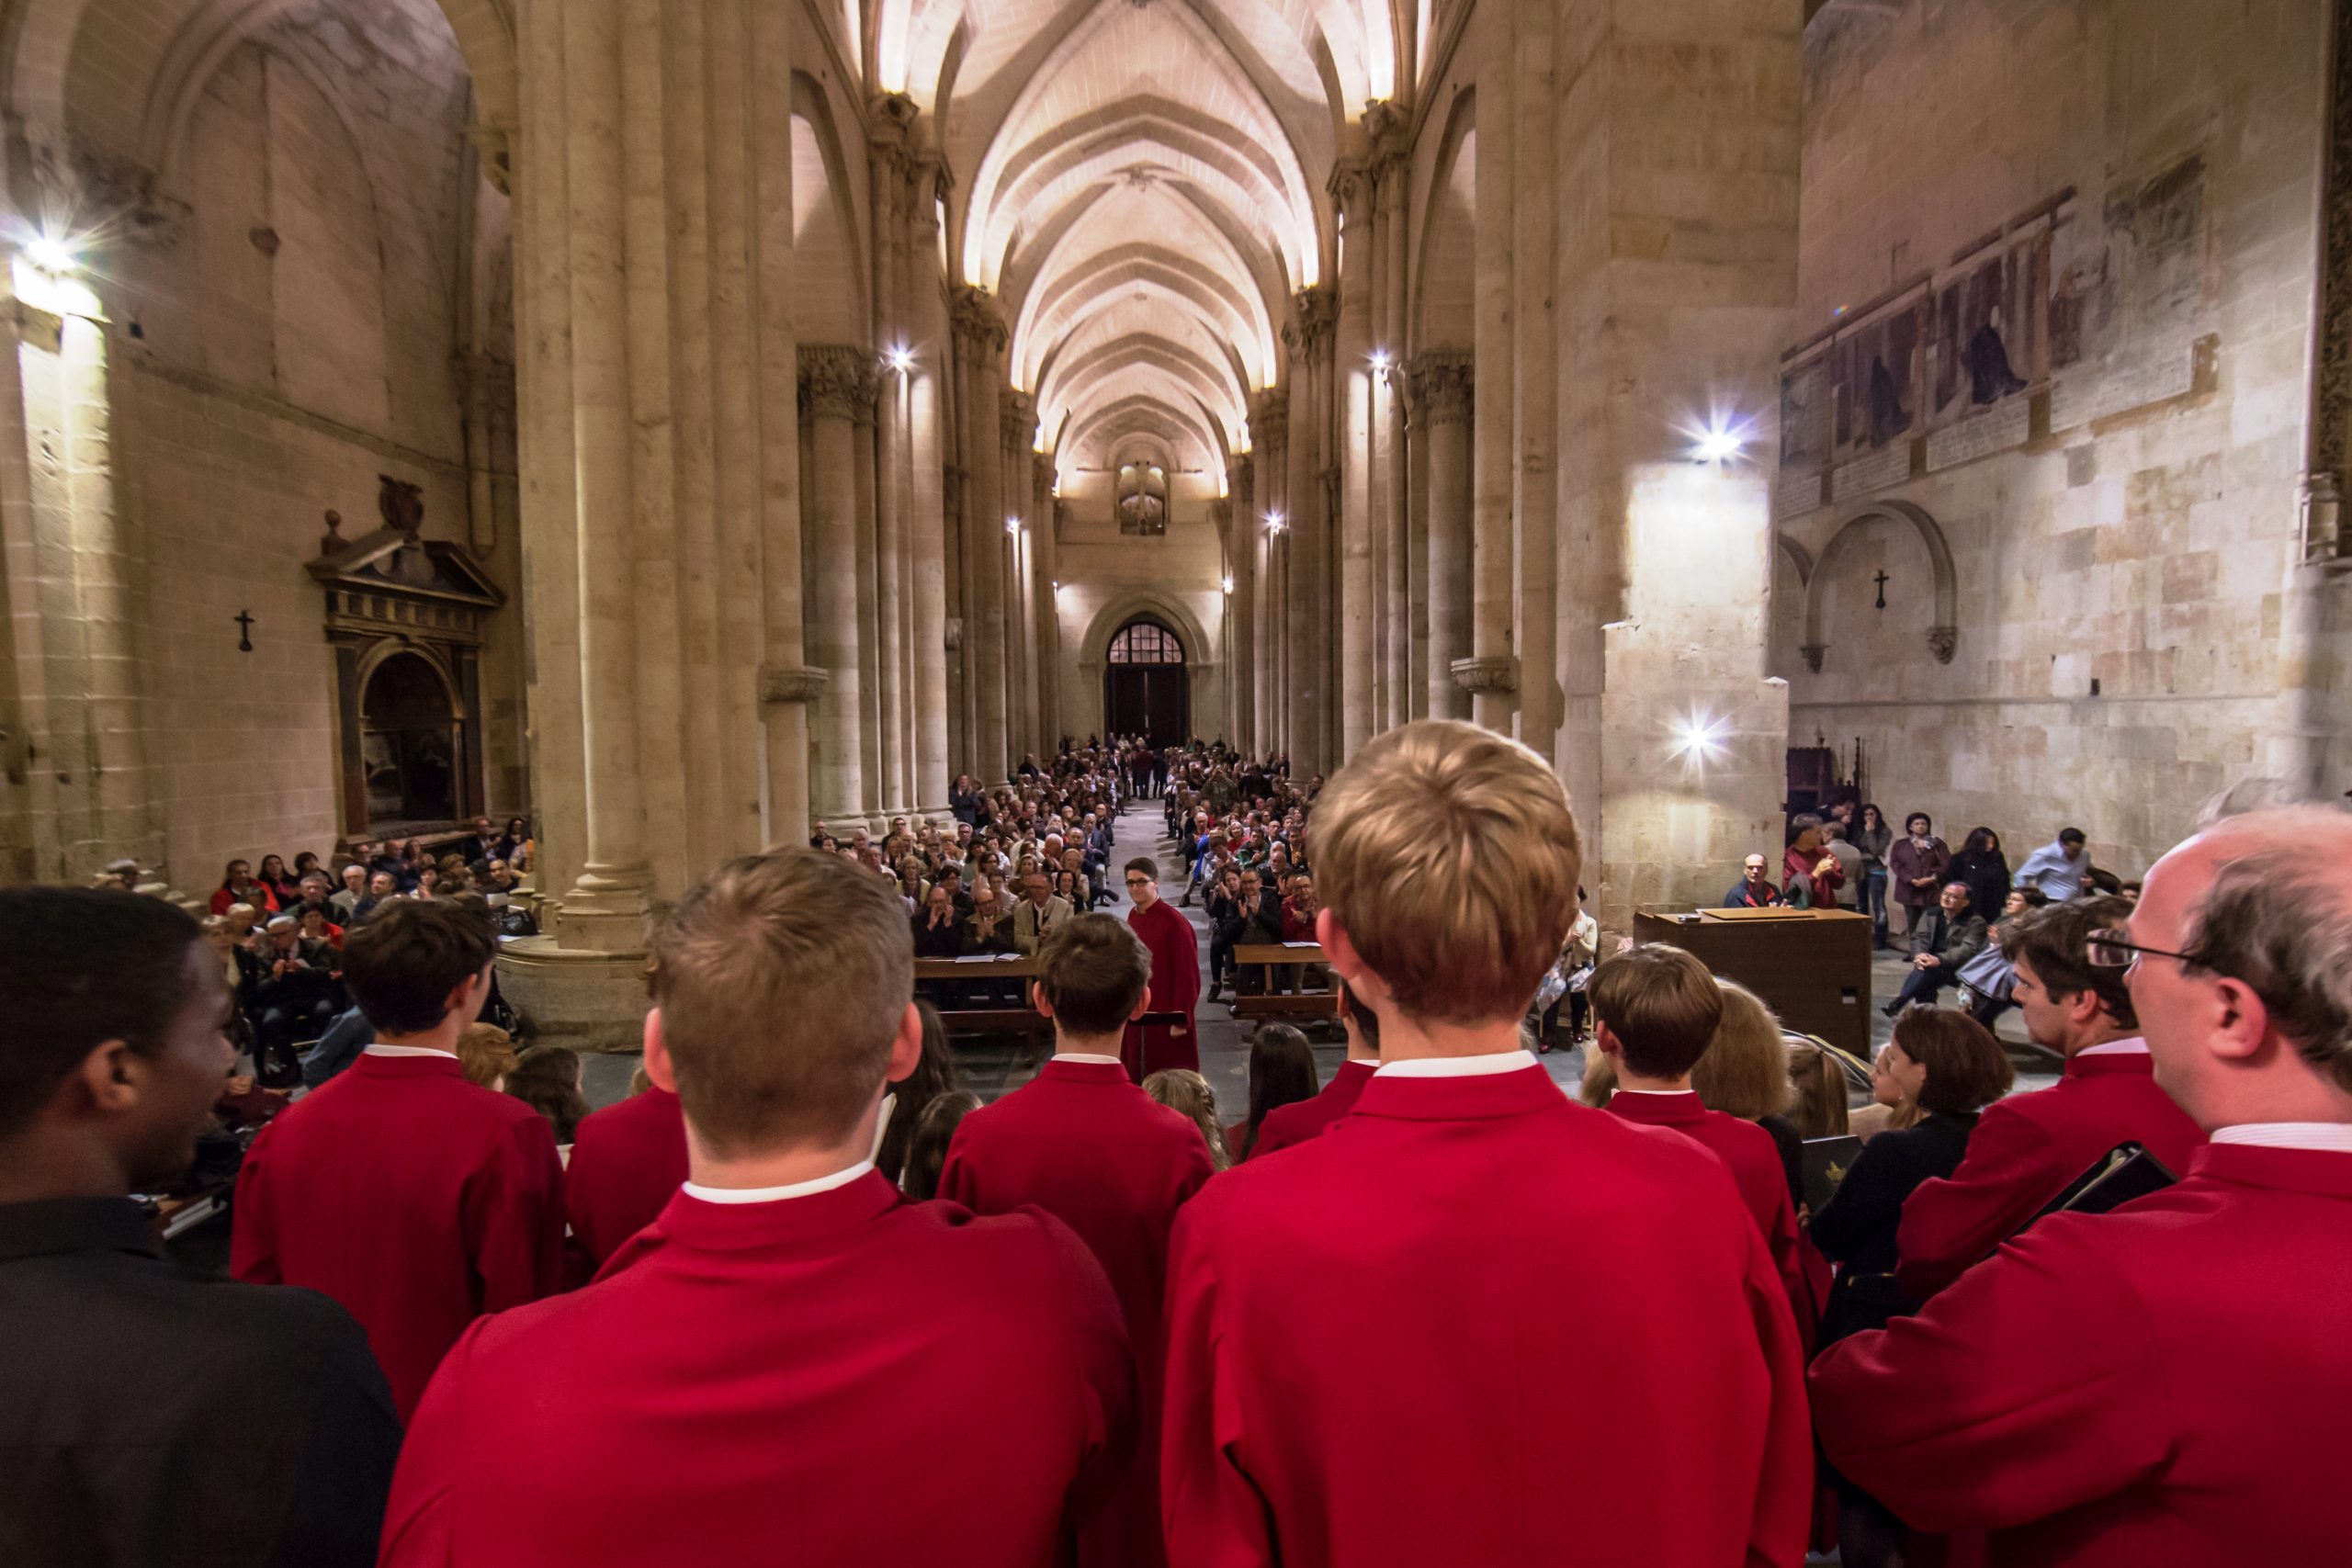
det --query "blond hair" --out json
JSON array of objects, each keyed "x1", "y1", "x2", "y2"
[
  {"x1": 1691, "y1": 980, "x2": 1792, "y2": 1120},
  {"x1": 1314, "y1": 719, "x2": 1582, "y2": 1024},
  {"x1": 650, "y1": 849, "x2": 912, "y2": 1156},
  {"x1": 456, "y1": 1022, "x2": 518, "y2": 1089},
  {"x1": 1144, "y1": 1067, "x2": 1232, "y2": 1170}
]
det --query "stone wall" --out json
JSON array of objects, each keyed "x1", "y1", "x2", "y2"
[
  {"x1": 1053, "y1": 471, "x2": 1229, "y2": 745},
  {"x1": 1773, "y1": 0, "x2": 2335, "y2": 878}
]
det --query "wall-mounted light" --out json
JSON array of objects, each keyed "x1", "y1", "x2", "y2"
[
  {"x1": 1670, "y1": 712, "x2": 1728, "y2": 763},
  {"x1": 885, "y1": 345, "x2": 915, "y2": 373},
  {"x1": 1368, "y1": 350, "x2": 1391, "y2": 374},
  {"x1": 1221, "y1": 576, "x2": 1234, "y2": 594},
  {"x1": 1264, "y1": 511, "x2": 1286, "y2": 534},
  {"x1": 24, "y1": 233, "x2": 78, "y2": 276},
  {"x1": 1005, "y1": 516, "x2": 1022, "y2": 535}
]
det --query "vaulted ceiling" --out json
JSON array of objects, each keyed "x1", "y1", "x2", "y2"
[{"x1": 880, "y1": 0, "x2": 1419, "y2": 490}]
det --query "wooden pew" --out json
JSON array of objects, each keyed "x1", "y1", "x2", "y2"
[
  {"x1": 914, "y1": 955, "x2": 1045, "y2": 1038},
  {"x1": 1228, "y1": 943, "x2": 1342, "y2": 1019}
]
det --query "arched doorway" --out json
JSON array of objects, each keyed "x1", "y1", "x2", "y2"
[
  {"x1": 1103, "y1": 616, "x2": 1189, "y2": 744},
  {"x1": 361, "y1": 653, "x2": 459, "y2": 829}
]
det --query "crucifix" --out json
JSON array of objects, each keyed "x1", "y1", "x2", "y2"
[
  {"x1": 235, "y1": 610, "x2": 255, "y2": 652},
  {"x1": 1872, "y1": 570, "x2": 1889, "y2": 611}
]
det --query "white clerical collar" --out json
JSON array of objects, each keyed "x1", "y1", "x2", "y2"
[
  {"x1": 364, "y1": 1043, "x2": 458, "y2": 1059},
  {"x1": 1376, "y1": 1050, "x2": 1538, "y2": 1079},
  {"x1": 2211, "y1": 1123, "x2": 2352, "y2": 1153},
  {"x1": 2075, "y1": 1038, "x2": 2150, "y2": 1057},
  {"x1": 684, "y1": 1159, "x2": 876, "y2": 1204},
  {"x1": 1614, "y1": 1088, "x2": 1694, "y2": 1097},
  {"x1": 1056, "y1": 1053, "x2": 1125, "y2": 1066}
]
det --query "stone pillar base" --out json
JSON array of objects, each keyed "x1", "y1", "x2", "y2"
[{"x1": 496, "y1": 935, "x2": 650, "y2": 1054}]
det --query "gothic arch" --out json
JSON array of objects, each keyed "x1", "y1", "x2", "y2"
[
  {"x1": 1799, "y1": 500, "x2": 1958, "y2": 673},
  {"x1": 1076, "y1": 588, "x2": 1216, "y2": 674}
]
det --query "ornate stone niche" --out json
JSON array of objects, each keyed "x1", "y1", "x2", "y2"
[{"x1": 306, "y1": 479, "x2": 505, "y2": 842}]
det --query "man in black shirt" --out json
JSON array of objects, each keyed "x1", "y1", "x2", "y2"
[{"x1": 0, "y1": 887, "x2": 399, "y2": 1568}]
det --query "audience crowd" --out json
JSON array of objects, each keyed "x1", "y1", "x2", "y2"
[{"x1": 5, "y1": 723, "x2": 2350, "y2": 1568}]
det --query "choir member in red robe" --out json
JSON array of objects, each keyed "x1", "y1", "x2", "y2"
[
  {"x1": 1247, "y1": 980, "x2": 1379, "y2": 1158},
  {"x1": 563, "y1": 1079, "x2": 686, "y2": 1271},
  {"x1": 379, "y1": 850, "x2": 1135, "y2": 1568},
  {"x1": 1815, "y1": 808, "x2": 2352, "y2": 1567},
  {"x1": 1163, "y1": 722, "x2": 1811, "y2": 1568},
  {"x1": 940, "y1": 915, "x2": 1214, "y2": 1568},
  {"x1": 231, "y1": 900, "x2": 561, "y2": 1418},
  {"x1": 1590, "y1": 946, "x2": 1816, "y2": 1348},
  {"x1": 1121, "y1": 857, "x2": 1200, "y2": 1080},
  {"x1": 1896, "y1": 897, "x2": 2203, "y2": 1298}
]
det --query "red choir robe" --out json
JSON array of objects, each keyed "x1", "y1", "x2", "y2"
[
  {"x1": 1163, "y1": 1059, "x2": 1812, "y2": 1568},
  {"x1": 230, "y1": 1050, "x2": 563, "y2": 1418},
  {"x1": 1123, "y1": 897, "x2": 1201, "y2": 1080},
  {"x1": 1813, "y1": 1142, "x2": 2352, "y2": 1567},
  {"x1": 1896, "y1": 1046, "x2": 2204, "y2": 1298},
  {"x1": 1607, "y1": 1090, "x2": 1818, "y2": 1348},
  {"x1": 563, "y1": 1085, "x2": 688, "y2": 1271},
  {"x1": 939, "y1": 1057, "x2": 1215, "y2": 1568},
  {"x1": 1246, "y1": 1058, "x2": 1376, "y2": 1159},
  {"x1": 379, "y1": 1172, "x2": 1136, "y2": 1568}
]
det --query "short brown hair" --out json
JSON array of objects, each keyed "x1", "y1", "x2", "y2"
[
  {"x1": 1891, "y1": 1009, "x2": 2015, "y2": 1114},
  {"x1": 1999, "y1": 895, "x2": 2137, "y2": 1029},
  {"x1": 1691, "y1": 980, "x2": 1792, "y2": 1120},
  {"x1": 650, "y1": 850, "x2": 912, "y2": 1157},
  {"x1": 341, "y1": 898, "x2": 495, "y2": 1035},
  {"x1": 1589, "y1": 945, "x2": 1724, "y2": 1079},
  {"x1": 1314, "y1": 719, "x2": 1582, "y2": 1024},
  {"x1": 1035, "y1": 915, "x2": 1149, "y2": 1037}
]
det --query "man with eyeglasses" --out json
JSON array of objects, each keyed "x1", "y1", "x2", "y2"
[
  {"x1": 1120, "y1": 858, "x2": 1198, "y2": 1080},
  {"x1": 1894, "y1": 895, "x2": 2203, "y2": 1300},
  {"x1": 1815, "y1": 807, "x2": 2352, "y2": 1567}
]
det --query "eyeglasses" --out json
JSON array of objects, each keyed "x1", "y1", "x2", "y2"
[{"x1": 2086, "y1": 929, "x2": 2198, "y2": 971}]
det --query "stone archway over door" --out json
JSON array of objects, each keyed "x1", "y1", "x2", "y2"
[
  {"x1": 1103, "y1": 616, "x2": 1190, "y2": 745},
  {"x1": 1799, "y1": 500, "x2": 1961, "y2": 671}
]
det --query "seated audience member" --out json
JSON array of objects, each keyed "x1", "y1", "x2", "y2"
[
  {"x1": 377, "y1": 851, "x2": 1136, "y2": 1567},
  {"x1": 249, "y1": 914, "x2": 338, "y2": 1085},
  {"x1": 232, "y1": 899, "x2": 565, "y2": 1419},
  {"x1": 940, "y1": 916, "x2": 1215, "y2": 1568},
  {"x1": 454, "y1": 1021, "x2": 518, "y2": 1089},
  {"x1": 911, "y1": 883, "x2": 964, "y2": 960},
  {"x1": 1723, "y1": 852, "x2": 1783, "y2": 908},
  {"x1": 1143, "y1": 1068, "x2": 1233, "y2": 1170},
  {"x1": 1228, "y1": 1022, "x2": 1317, "y2": 1161},
  {"x1": 1781, "y1": 815, "x2": 1845, "y2": 908},
  {"x1": 1590, "y1": 945, "x2": 1815, "y2": 1346},
  {"x1": 874, "y1": 999, "x2": 960, "y2": 1190},
  {"x1": 901, "y1": 1089, "x2": 981, "y2": 1201},
  {"x1": 300, "y1": 1004, "x2": 375, "y2": 1089},
  {"x1": 1881, "y1": 881, "x2": 1989, "y2": 1017},
  {"x1": 210, "y1": 857, "x2": 279, "y2": 917},
  {"x1": 1162, "y1": 721, "x2": 1809, "y2": 1568},
  {"x1": 504, "y1": 1046, "x2": 589, "y2": 1152},
  {"x1": 1011, "y1": 871, "x2": 1073, "y2": 955},
  {"x1": 1896, "y1": 895, "x2": 2205, "y2": 1300},
  {"x1": 1956, "y1": 886, "x2": 2048, "y2": 1026},
  {"x1": 1814, "y1": 807, "x2": 2352, "y2": 1566},
  {"x1": 1249, "y1": 982, "x2": 1380, "y2": 1158},
  {"x1": 0, "y1": 888, "x2": 399, "y2": 1567},
  {"x1": 963, "y1": 886, "x2": 1018, "y2": 957},
  {"x1": 332, "y1": 862, "x2": 369, "y2": 922}
]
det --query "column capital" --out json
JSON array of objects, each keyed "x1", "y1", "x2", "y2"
[
  {"x1": 952, "y1": 286, "x2": 1007, "y2": 352},
  {"x1": 1250, "y1": 386, "x2": 1288, "y2": 448},
  {"x1": 1407, "y1": 351, "x2": 1475, "y2": 426},
  {"x1": 798, "y1": 343, "x2": 873, "y2": 422},
  {"x1": 759, "y1": 664, "x2": 831, "y2": 705},
  {"x1": 1326, "y1": 155, "x2": 1374, "y2": 220},
  {"x1": 1002, "y1": 388, "x2": 1036, "y2": 449},
  {"x1": 1033, "y1": 450, "x2": 1056, "y2": 491},
  {"x1": 1450, "y1": 655, "x2": 1520, "y2": 695},
  {"x1": 1363, "y1": 101, "x2": 1411, "y2": 178},
  {"x1": 1289, "y1": 287, "x2": 1337, "y2": 353}
]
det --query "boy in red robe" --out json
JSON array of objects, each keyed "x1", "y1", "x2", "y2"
[
  {"x1": 1895, "y1": 895, "x2": 2203, "y2": 1298},
  {"x1": 1122, "y1": 856, "x2": 1200, "y2": 1079},
  {"x1": 941, "y1": 913, "x2": 1214, "y2": 1568},
  {"x1": 1591, "y1": 944, "x2": 1816, "y2": 1348},
  {"x1": 1246, "y1": 979, "x2": 1380, "y2": 1158},
  {"x1": 1814, "y1": 807, "x2": 2352, "y2": 1567},
  {"x1": 1162, "y1": 720, "x2": 1811, "y2": 1568},
  {"x1": 563, "y1": 1077, "x2": 687, "y2": 1272},
  {"x1": 379, "y1": 850, "x2": 1136, "y2": 1568},
  {"x1": 231, "y1": 899, "x2": 562, "y2": 1418}
]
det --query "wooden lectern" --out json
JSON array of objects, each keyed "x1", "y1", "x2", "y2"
[{"x1": 1630, "y1": 908, "x2": 1874, "y2": 1056}]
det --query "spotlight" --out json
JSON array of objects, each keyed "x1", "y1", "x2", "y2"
[
  {"x1": 885, "y1": 345, "x2": 914, "y2": 373},
  {"x1": 1264, "y1": 511, "x2": 1286, "y2": 534},
  {"x1": 1670, "y1": 713, "x2": 1728, "y2": 761},
  {"x1": 24, "y1": 233, "x2": 76, "y2": 275},
  {"x1": 1693, "y1": 426, "x2": 1744, "y2": 465},
  {"x1": 1005, "y1": 516, "x2": 1022, "y2": 535},
  {"x1": 1221, "y1": 576, "x2": 1234, "y2": 594},
  {"x1": 1369, "y1": 350, "x2": 1391, "y2": 373}
]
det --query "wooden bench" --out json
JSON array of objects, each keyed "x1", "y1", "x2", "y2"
[
  {"x1": 1229, "y1": 943, "x2": 1341, "y2": 1019},
  {"x1": 916, "y1": 956, "x2": 1043, "y2": 1039}
]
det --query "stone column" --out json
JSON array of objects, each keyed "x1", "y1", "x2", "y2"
[
  {"x1": 852, "y1": 367, "x2": 884, "y2": 819},
  {"x1": 1407, "y1": 354, "x2": 1472, "y2": 721},
  {"x1": 1002, "y1": 389, "x2": 1037, "y2": 763},
  {"x1": 953, "y1": 288, "x2": 1009, "y2": 783},
  {"x1": 1370, "y1": 105, "x2": 1413, "y2": 736},
  {"x1": 1469, "y1": 0, "x2": 1520, "y2": 738},
  {"x1": 1331, "y1": 160, "x2": 1376, "y2": 760},
  {"x1": 869, "y1": 101, "x2": 914, "y2": 816},
  {"x1": 1227, "y1": 455, "x2": 1257, "y2": 750},
  {"x1": 908, "y1": 150, "x2": 951, "y2": 814},
  {"x1": 1250, "y1": 388, "x2": 1287, "y2": 757},
  {"x1": 799, "y1": 345, "x2": 866, "y2": 826},
  {"x1": 1286, "y1": 289, "x2": 1333, "y2": 772},
  {"x1": 1032, "y1": 452, "x2": 1060, "y2": 750}
]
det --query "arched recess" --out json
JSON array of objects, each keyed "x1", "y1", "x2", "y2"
[
  {"x1": 791, "y1": 71, "x2": 869, "y2": 338},
  {"x1": 1075, "y1": 591, "x2": 1216, "y2": 745},
  {"x1": 1409, "y1": 88, "x2": 1475, "y2": 354},
  {"x1": 1800, "y1": 501, "x2": 1959, "y2": 673},
  {"x1": 359, "y1": 646, "x2": 462, "y2": 829}
]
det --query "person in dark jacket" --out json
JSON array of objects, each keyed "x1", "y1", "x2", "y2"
[
  {"x1": 1882, "y1": 882, "x2": 1991, "y2": 1016},
  {"x1": 1885, "y1": 812, "x2": 1951, "y2": 940},
  {"x1": 1810, "y1": 1007, "x2": 2013, "y2": 1568},
  {"x1": 0, "y1": 887, "x2": 399, "y2": 1568},
  {"x1": 1944, "y1": 826, "x2": 2012, "y2": 925}
]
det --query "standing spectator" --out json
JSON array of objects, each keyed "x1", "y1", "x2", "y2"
[
  {"x1": 0, "y1": 887, "x2": 400, "y2": 1568},
  {"x1": 209, "y1": 858, "x2": 279, "y2": 917},
  {"x1": 1204, "y1": 865, "x2": 1243, "y2": 1004},
  {"x1": 1228, "y1": 1023, "x2": 1318, "y2": 1162},
  {"x1": 1885, "y1": 813, "x2": 1951, "y2": 940},
  {"x1": 232, "y1": 899, "x2": 565, "y2": 1418},
  {"x1": 1722, "y1": 852, "x2": 1783, "y2": 908},
  {"x1": 1881, "y1": 882, "x2": 1990, "y2": 1017},
  {"x1": 1945, "y1": 827, "x2": 2012, "y2": 923},
  {"x1": 1853, "y1": 803, "x2": 1895, "y2": 946},
  {"x1": 2014, "y1": 825, "x2": 2092, "y2": 902}
]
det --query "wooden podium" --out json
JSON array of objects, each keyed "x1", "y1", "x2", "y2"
[{"x1": 1630, "y1": 908, "x2": 1874, "y2": 1056}]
